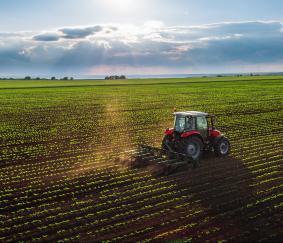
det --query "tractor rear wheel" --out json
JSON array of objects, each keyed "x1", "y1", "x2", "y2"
[
  {"x1": 183, "y1": 137, "x2": 203, "y2": 160},
  {"x1": 214, "y1": 136, "x2": 230, "y2": 157}
]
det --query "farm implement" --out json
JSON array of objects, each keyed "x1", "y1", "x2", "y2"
[
  {"x1": 131, "y1": 144, "x2": 195, "y2": 176},
  {"x1": 130, "y1": 111, "x2": 231, "y2": 175}
]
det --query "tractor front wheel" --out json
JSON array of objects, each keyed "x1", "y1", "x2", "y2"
[
  {"x1": 214, "y1": 136, "x2": 230, "y2": 157},
  {"x1": 161, "y1": 135, "x2": 174, "y2": 159},
  {"x1": 184, "y1": 137, "x2": 203, "y2": 161},
  {"x1": 162, "y1": 135, "x2": 169, "y2": 150}
]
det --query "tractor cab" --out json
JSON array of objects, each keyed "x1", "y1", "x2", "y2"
[
  {"x1": 173, "y1": 111, "x2": 219, "y2": 139},
  {"x1": 163, "y1": 111, "x2": 230, "y2": 160}
]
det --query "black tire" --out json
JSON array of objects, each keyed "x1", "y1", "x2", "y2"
[
  {"x1": 161, "y1": 135, "x2": 170, "y2": 150},
  {"x1": 161, "y1": 135, "x2": 174, "y2": 159},
  {"x1": 183, "y1": 136, "x2": 203, "y2": 161},
  {"x1": 214, "y1": 136, "x2": 230, "y2": 157}
]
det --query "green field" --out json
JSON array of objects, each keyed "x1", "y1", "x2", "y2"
[{"x1": 1, "y1": 76, "x2": 283, "y2": 242}]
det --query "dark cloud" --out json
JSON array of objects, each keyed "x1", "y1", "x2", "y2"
[
  {"x1": 0, "y1": 45, "x2": 32, "y2": 75},
  {"x1": 184, "y1": 36, "x2": 283, "y2": 65},
  {"x1": 32, "y1": 25, "x2": 104, "y2": 42},
  {"x1": 54, "y1": 41, "x2": 107, "y2": 68},
  {"x1": 0, "y1": 49, "x2": 29, "y2": 66},
  {"x1": 212, "y1": 21, "x2": 282, "y2": 37},
  {"x1": 33, "y1": 33, "x2": 61, "y2": 42},
  {"x1": 59, "y1": 25, "x2": 103, "y2": 39}
]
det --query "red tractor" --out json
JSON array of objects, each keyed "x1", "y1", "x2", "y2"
[{"x1": 162, "y1": 111, "x2": 230, "y2": 161}]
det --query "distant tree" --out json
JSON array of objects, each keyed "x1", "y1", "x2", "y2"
[
  {"x1": 36, "y1": 77, "x2": 40, "y2": 80},
  {"x1": 62, "y1": 77, "x2": 69, "y2": 80},
  {"x1": 105, "y1": 75, "x2": 126, "y2": 80},
  {"x1": 24, "y1": 76, "x2": 31, "y2": 80},
  {"x1": 51, "y1": 76, "x2": 56, "y2": 80},
  {"x1": 70, "y1": 77, "x2": 74, "y2": 80},
  {"x1": 250, "y1": 73, "x2": 254, "y2": 76}
]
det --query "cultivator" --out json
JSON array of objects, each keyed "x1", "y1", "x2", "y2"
[{"x1": 130, "y1": 144, "x2": 198, "y2": 176}]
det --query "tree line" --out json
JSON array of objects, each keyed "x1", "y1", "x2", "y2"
[
  {"x1": 0, "y1": 76, "x2": 75, "y2": 80},
  {"x1": 105, "y1": 75, "x2": 127, "y2": 80},
  {"x1": 0, "y1": 76, "x2": 128, "y2": 80}
]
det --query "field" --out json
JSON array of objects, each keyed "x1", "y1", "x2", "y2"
[{"x1": 1, "y1": 76, "x2": 283, "y2": 242}]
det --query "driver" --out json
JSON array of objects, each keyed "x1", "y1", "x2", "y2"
[{"x1": 186, "y1": 117, "x2": 193, "y2": 130}]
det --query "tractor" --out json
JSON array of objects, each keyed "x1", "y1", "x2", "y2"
[
  {"x1": 162, "y1": 111, "x2": 230, "y2": 160},
  {"x1": 131, "y1": 111, "x2": 230, "y2": 175}
]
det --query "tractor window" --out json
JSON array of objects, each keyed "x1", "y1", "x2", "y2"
[
  {"x1": 175, "y1": 116, "x2": 194, "y2": 132},
  {"x1": 175, "y1": 116, "x2": 186, "y2": 132},
  {"x1": 196, "y1": 116, "x2": 208, "y2": 130}
]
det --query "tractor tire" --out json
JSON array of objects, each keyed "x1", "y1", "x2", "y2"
[
  {"x1": 161, "y1": 135, "x2": 170, "y2": 150},
  {"x1": 161, "y1": 135, "x2": 174, "y2": 159},
  {"x1": 183, "y1": 137, "x2": 203, "y2": 161},
  {"x1": 214, "y1": 136, "x2": 230, "y2": 157}
]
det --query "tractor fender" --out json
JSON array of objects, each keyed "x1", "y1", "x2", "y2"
[
  {"x1": 211, "y1": 135, "x2": 225, "y2": 146},
  {"x1": 181, "y1": 131, "x2": 204, "y2": 145},
  {"x1": 209, "y1": 129, "x2": 221, "y2": 138},
  {"x1": 181, "y1": 130, "x2": 201, "y2": 138},
  {"x1": 164, "y1": 128, "x2": 174, "y2": 136}
]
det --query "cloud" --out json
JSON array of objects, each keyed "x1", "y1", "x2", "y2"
[
  {"x1": 1, "y1": 21, "x2": 283, "y2": 76},
  {"x1": 33, "y1": 32, "x2": 61, "y2": 41},
  {"x1": 31, "y1": 25, "x2": 114, "y2": 42},
  {"x1": 59, "y1": 25, "x2": 104, "y2": 39}
]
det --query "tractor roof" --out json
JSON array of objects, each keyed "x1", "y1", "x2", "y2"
[{"x1": 173, "y1": 111, "x2": 209, "y2": 117}]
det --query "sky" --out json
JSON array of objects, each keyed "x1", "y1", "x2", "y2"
[{"x1": 0, "y1": 0, "x2": 283, "y2": 77}]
